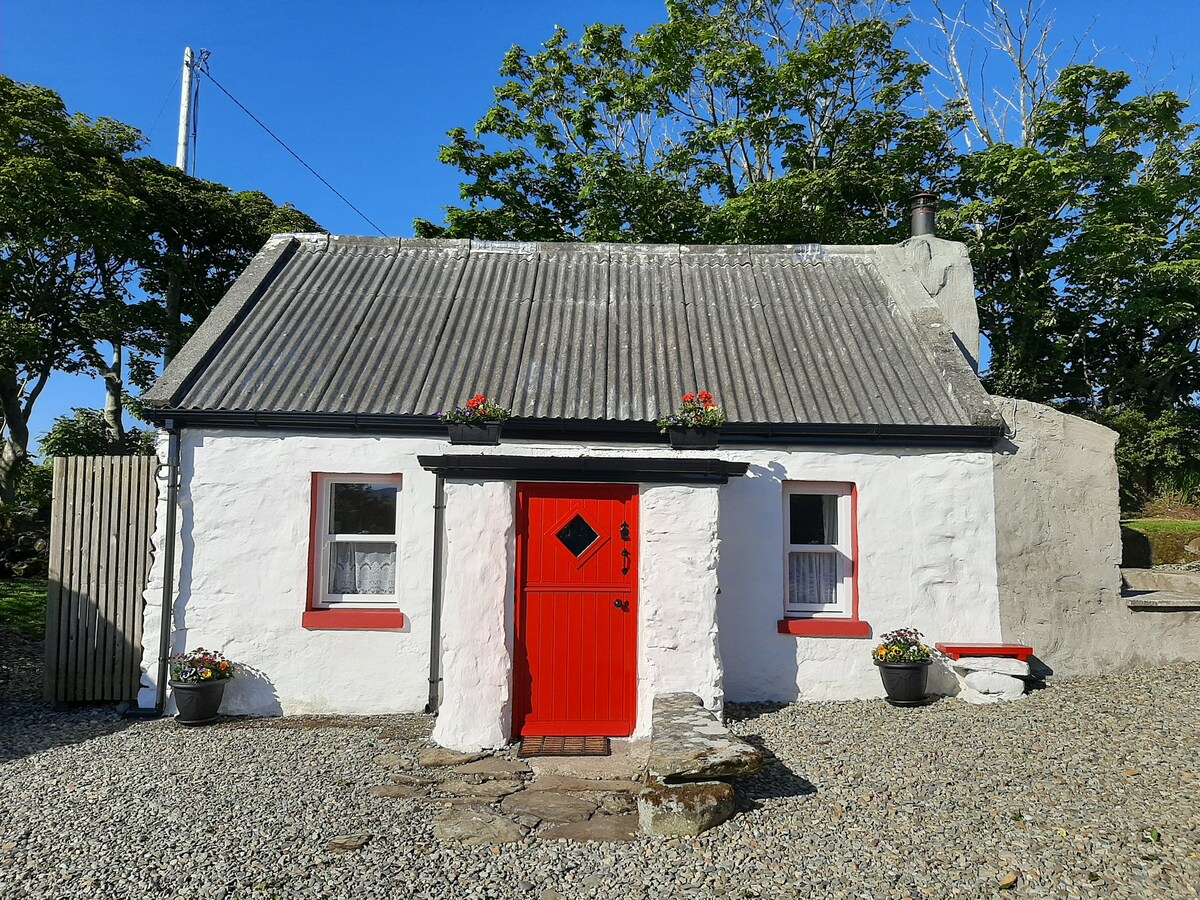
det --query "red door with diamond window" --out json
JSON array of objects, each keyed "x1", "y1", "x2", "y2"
[{"x1": 514, "y1": 483, "x2": 638, "y2": 737}]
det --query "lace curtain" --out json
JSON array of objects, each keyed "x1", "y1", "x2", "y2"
[
  {"x1": 788, "y1": 551, "x2": 839, "y2": 607},
  {"x1": 329, "y1": 542, "x2": 396, "y2": 594}
]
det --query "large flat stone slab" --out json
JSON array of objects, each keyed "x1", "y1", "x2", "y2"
[
  {"x1": 638, "y1": 780, "x2": 735, "y2": 836},
  {"x1": 647, "y1": 693, "x2": 762, "y2": 781},
  {"x1": 500, "y1": 790, "x2": 597, "y2": 824},
  {"x1": 454, "y1": 758, "x2": 531, "y2": 779},
  {"x1": 528, "y1": 774, "x2": 640, "y2": 793},
  {"x1": 439, "y1": 779, "x2": 522, "y2": 800},
  {"x1": 539, "y1": 813, "x2": 639, "y2": 843},
  {"x1": 420, "y1": 748, "x2": 486, "y2": 768},
  {"x1": 433, "y1": 809, "x2": 528, "y2": 846},
  {"x1": 949, "y1": 656, "x2": 1030, "y2": 677}
]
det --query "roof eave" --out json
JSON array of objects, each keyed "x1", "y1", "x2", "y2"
[{"x1": 139, "y1": 408, "x2": 1004, "y2": 447}]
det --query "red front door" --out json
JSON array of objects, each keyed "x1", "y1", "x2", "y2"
[{"x1": 514, "y1": 483, "x2": 638, "y2": 738}]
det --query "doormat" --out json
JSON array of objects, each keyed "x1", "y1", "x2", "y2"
[{"x1": 518, "y1": 736, "x2": 611, "y2": 758}]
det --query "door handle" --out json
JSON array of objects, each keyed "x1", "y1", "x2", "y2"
[{"x1": 613, "y1": 599, "x2": 630, "y2": 612}]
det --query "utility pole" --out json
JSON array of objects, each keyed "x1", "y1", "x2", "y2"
[
  {"x1": 164, "y1": 47, "x2": 194, "y2": 367},
  {"x1": 176, "y1": 47, "x2": 194, "y2": 173}
]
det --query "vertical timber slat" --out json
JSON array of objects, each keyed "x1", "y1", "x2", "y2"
[{"x1": 43, "y1": 455, "x2": 159, "y2": 703}]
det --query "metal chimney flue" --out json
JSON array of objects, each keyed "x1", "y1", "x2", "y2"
[{"x1": 910, "y1": 192, "x2": 936, "y2": 237}]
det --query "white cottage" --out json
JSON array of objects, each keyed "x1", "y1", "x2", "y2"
[{"x1": 136, "y1": 222, "x2": 1115, "y2": 751}]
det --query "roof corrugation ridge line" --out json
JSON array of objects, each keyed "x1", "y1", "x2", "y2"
[
  {"x1": 307, "y1": 242, "x2": 401, "y2": 412},
  {"x1": 806, "y1": 258, "x2": 909, "y2": 426},
  {"x1": 185, "y1": 245, "x2": 324, "y2": 409},
  {"x1": 680, "y1": 248, "x2": 778, "y2": 423},
  {"x1": 846, "y1": 261, "x2": 967, "y2": 424},
  {"x1": 331, "y1": 243, "x2": 470, "y2": 414},
  {"x1": 749, "y1": 252, "x2": 831, "y2": 424},
  {"x1": 259, "y1": 246, "x2": 393, "y2": 411}
]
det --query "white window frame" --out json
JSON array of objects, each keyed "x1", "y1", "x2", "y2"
[
  {"x1": 783, "y1": 482, "x2": 853, "y2": 617},
  {"x1": 313, "y1": 474, "x2": 402, "y2": 609}
]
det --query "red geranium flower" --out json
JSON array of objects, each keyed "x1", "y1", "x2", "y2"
[
  {"x1": 682, "y1": 392, "x2": 696, "y2": 403},
  {"x1": 698, "y1": 391, "x2": 713, "y2": 403}
]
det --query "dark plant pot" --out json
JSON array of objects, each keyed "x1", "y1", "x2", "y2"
[
  {"x1": 447, "y1": 422, "x2": 502, "y2": 445},
  {"x1": 170, "y1": 679, "x2": 227, "y2": 726},
  {"x1": 875, "y1": 661, "x2": 931, "y2": 703},
  {"x1": 667, "y1": 427, "x2": 720, "y2": 450}
]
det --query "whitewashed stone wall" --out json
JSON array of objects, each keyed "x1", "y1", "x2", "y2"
[{"x1": 139, "y1": 432, "x2": 1003, "y2": 734}]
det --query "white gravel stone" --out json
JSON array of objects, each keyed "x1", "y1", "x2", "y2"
[{"x1": 2, "y1": 646, "x2": 1197, "y2": 898}]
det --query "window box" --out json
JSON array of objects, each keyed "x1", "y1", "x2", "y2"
[
  {"x1": 667, "y1": 427, "x2": 720, "y2": 450},
  {"x1": 447, "y1": 422, "x2": 502, "y2": 445}
]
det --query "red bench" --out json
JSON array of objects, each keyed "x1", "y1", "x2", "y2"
[{"x1": 935, "y1": 642, "x2": 1033, "y2": 662}]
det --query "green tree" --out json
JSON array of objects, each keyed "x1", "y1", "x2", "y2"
[
  {"x1": 416, "y1": 0, "x2": 955, "y2": 244},
  {"x1": 951, "y1": 65, "x2": 1200, "y2": 413},
  {"x1": 0, "y1": 75, "x2": 319, "y2": 502}
]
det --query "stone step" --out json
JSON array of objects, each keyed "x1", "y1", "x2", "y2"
[
  {"x1": 1121, "y1": 568, "x2": 1200, "y2": 595},
  {"x1": 646, "y1": 693, "x2": 763, "y2": 782},
  {"x1": 1123, "y1": 590, "x2": 1200, "y2": 611}
]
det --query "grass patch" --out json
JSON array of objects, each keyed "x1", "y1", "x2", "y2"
[
  {"x1": 1123, "y1": 519, "x2": 1200, "y2": 565},
  {"x1": 0, "y1": 578, "x2": 47, "y2": 640},
  {"x1": 1124, "y1": 519, "x2": 1200, "y2": 534}
]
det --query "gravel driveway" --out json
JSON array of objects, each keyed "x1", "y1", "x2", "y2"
[{"x1": 1, "y1": 646, "x2": 1196, "y2": 899}]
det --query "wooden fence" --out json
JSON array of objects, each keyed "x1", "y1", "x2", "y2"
[{"x1": 44, "y1": 456, "x2": 159, "y2": 702}]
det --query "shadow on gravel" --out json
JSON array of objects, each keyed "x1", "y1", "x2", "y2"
[
  {"x1": 0, "y1": 631, "x2": 138, "y2": 764},
  {"x1": 724, "y1": 701, "x2": 791, "y2": 722},
  {"x1": 735, "y1": 732, "x2": 818, "y2": 806},
  {"x1": 0, "y1": 702, "x2": 136, "y2": 764}
]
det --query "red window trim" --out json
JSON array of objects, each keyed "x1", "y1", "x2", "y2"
[
  {"x1": 779, "y1": 484, "x2": 869, "y2": 638},
  {"x1": 305, "y1": 472, "x2": 405, "y2": 631},
  {"x1": 303, "y1": 608, "x2": 406, "y2": 631},
  {"x1": 777, "y1": 617, "x2": 870, "y2": 638}
]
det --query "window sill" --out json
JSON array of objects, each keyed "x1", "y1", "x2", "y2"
[
  {"x1": 303, "y1": 608, "x2": 406, "y2": 631},
  {"x1": 777, "y1": 617, "x2": 871, "y2": 638}
]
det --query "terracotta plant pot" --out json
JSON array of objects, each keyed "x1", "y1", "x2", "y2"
[
  {"x1": 170, "y1": 679, "x2": 227, "y2": 726},
  {"x1": 875, "y1": 660, "x2": 931, "y2": 706},
  {"x1": 447, "y1": 422, "x2": 502, "y2": 445},
  {"x1": 667, "y1": 427, "x2": 720, "y2": 450}
]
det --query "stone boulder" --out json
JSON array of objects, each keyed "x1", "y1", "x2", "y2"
[
  {"x1": 637, "y1": 781, "x2": 735, "y2": 837},
  {"x1": 950, "y1": 656, "x2": 1031, "y2": 677}
]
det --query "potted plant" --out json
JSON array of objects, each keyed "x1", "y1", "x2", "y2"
[
  {"x1": 657, "y1": 391, "x2": 726, "y2": 449},
  {"x1": 872, "y1": 628, "x2": 935, "y2": 707},
  {"x1": 168, "y1": 648, "x2": 238, "y2": 726},
  {"x1": 438, "y1": 393, "x2": 511, "y2": 445}
]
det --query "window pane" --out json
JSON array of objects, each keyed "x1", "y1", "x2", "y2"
[
  {"x1": 788, "y1": 551, "x2": 840, "y2": 606},
  {"x1": 329, "y1": 542, "x2": 396, "y2": 594},
  {"x1": 331, "y1": 483, "x2": 397, "y2": 535},
  {"x1": 789, "y1": 493, "x2": 837, "y2": 544}
]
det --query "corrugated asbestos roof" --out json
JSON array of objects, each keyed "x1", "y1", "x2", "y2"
[{"x1": 143, "y1": 235, "x2": 1000, "y2": 432}]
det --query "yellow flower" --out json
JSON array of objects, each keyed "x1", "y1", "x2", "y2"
[{"x1": 201, "y1": 669, "x2": 212, "y2": 679}]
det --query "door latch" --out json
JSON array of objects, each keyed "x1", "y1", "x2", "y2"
[
  {"x1": 613, "y1": 599, "x2": 630, "y2": 612},
  {"x1": 621, "y1": 547, "x2": 631, "y2": 576}
]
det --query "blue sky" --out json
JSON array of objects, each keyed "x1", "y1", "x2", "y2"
[{"x1": 3, "y1": 0, "x2": 1198, "y2": 452}]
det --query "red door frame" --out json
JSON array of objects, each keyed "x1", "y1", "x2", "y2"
[{"x1": 513, "y1": 482, "x2": 639, "y2": 738}]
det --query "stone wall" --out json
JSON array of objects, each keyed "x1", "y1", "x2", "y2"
[{"x1": 992, "y1": 398, "x2": 1200, "y2": 673}]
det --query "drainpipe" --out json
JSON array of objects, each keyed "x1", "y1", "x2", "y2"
[
  {"x1": 154, "y1": 420, "x2": 182, "y2": 715},
  {"x1": 426, "y1": 474, "x2": 446, "y2": 714}
]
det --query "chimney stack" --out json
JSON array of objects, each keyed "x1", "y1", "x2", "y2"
[{"x1": 910, "y1": 192, "x2": 936, "y2": 238}]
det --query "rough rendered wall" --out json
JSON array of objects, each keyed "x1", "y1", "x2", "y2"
[
  {"x1": 431, "y1": 479, "x2": 516, "y2": 751},
  {"x1": 993, "y1": 398, "x2": 1200, "y2": 672},
  {"x1": 637, "y1": 484, "x2": 723, "y2": 733},
  {"x1": 138, "y1": 430, "x2": 441, "y2": 716},
  {"x1": 717, "y1": 446, "x2": 1001, "y2": 702}
]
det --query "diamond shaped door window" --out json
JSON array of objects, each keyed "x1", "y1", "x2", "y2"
[{"x1": 556, "y1": 515, "x2": 599, "y2": 558}]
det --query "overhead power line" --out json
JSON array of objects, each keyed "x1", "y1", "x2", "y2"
[{"x1": 195, "y1": 55, "x2": 388, "y2": 237}]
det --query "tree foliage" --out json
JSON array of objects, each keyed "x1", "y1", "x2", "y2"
[
  {"x1": 415, "y1": 0, "x2": 955, "y2": 245},
  {"x1": 422, "y1": 0, "x2": 1200, "y2": 507},
  {"x1": 0, "y1": 74, "x2": 318, "y2": 501}
]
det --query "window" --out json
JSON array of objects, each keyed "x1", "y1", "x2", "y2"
[
  {"x1": 305, "y1": 474, "x2": 405, "y2": 630},
  {"x1": 783, "y1": 482, "x2": 855, "y2": 618}
]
